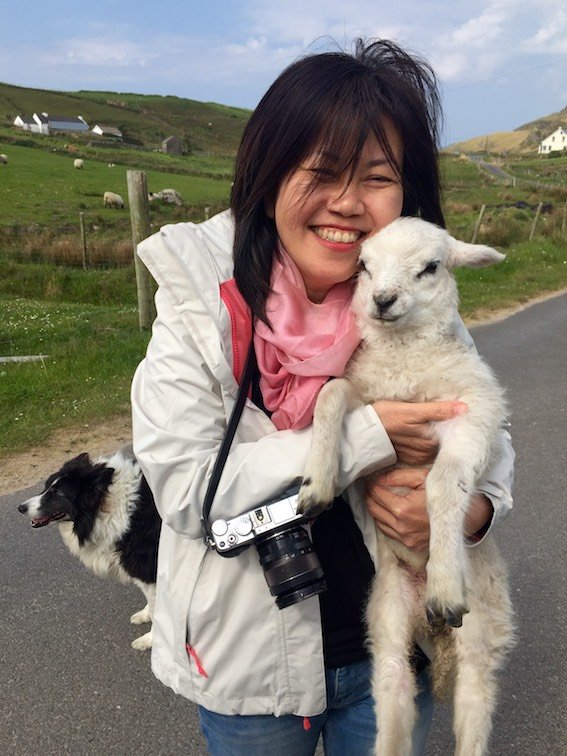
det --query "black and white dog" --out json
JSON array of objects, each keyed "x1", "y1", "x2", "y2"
[{"x1": 18, "y1": 452, "x2": 160, "y2": 651}]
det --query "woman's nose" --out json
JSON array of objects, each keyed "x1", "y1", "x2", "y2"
[{"x1": 326, "y1": 183, "x2": 364, "y2": 215}]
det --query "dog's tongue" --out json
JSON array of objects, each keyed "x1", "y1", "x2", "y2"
[
  {"x1": 31, "y1": 513, "x2": 65, "y2": 528},
  {"x1": 31, "y1": 515, "x2": 52, "y2": 528}
]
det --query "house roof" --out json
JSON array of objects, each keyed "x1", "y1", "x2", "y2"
[
  {"x1": 93, "y1": 124, "x2": 123, "y2": 136},
  {"x1": 48, "y1": 115, "x2": 86, "y2": 124},
  {"x1": 17, "y1": 116, "x2": 36, "y2": 125}
]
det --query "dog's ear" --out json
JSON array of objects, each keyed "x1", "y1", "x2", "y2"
[
  {"x1": 70, "y1": 452, "x2": 91, "y2": 465},
  {"x1": 72, "y1": 465, "x2": 115, "y2": 545}
]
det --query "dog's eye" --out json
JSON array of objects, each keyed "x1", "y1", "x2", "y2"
[{"x1": 417, "y1": 261, "x2": 439, "y2": 278}]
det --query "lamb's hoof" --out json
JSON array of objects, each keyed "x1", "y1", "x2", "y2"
[
  {"x1": 426, "y1": 601, "x2": 469, "y2": 631},
  {"x1": 297, "y1": 479, "x2": 332, "y2": 518}
]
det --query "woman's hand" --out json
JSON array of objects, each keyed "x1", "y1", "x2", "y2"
[
  {"x1": 366, "y1": 468, "x2": 430, "y2": 551},
  {"x1": 372, "y1": 400, "x2": 468, "y2": 466},
  {"x1": 365, "y1": 468, "x2": 494, "y2": 551}
]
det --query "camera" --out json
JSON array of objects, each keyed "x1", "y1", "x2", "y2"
[{"x1": 210, "y1": 489, "x2": 327, "y2": 609}]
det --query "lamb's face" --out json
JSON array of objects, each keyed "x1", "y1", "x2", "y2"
[{"x1": 352, "y1": 217, "x2": 456, "y2": 328}]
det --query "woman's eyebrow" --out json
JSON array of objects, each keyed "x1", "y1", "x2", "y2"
[{"x1": 365, "y1": 158, "x2": 391, "y2": 168}]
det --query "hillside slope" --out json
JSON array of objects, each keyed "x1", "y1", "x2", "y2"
[
  {"x1": 0, "y1": 81, "x2": 250, "y2": 155},
  {"x1": 446, "y1": 105, "x2": 567, "y2": 156}
]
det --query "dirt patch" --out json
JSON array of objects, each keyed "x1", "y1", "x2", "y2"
[{"x1": 0, "y1": 414, "x2": 132, "y2": 495}]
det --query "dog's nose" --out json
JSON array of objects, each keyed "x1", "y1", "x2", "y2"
[
  {"x1": 374, "y1": 294, "x2": 398, "y2": 314},
  {"x1": 18, "y1": 503, "x2": 28, "y2": 514}
]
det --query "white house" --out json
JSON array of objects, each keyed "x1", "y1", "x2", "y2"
[
  {"x1": 538, "y1": 127, "x2": 567, "y2": 154},
  {"x1": 44, "y1": 114, "x2": 89, "y2": 132},
  {"x1": 13, "y1": 113, "x2": 89, "y2": 135},
  {"x1": 13, "y1": 115, "x2": 39, "y2": 132},
  {"x1": 92, "y1": 124, "x2": 123, "y2": 139}
]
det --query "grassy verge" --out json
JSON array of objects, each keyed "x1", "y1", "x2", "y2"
[{"x1": 0, "y1": 296, "x2": 149, "y2": 456}]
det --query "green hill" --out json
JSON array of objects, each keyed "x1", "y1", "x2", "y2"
[{"x1": 0, "y1": 81, "x2": 250, "y2": 155}]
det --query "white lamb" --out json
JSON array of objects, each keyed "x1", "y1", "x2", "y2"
[
  {"x1": 0, "y1": 153, "x2": 8, "y2": 164},
  {"x1": 73, "y1": 158, "x2": 84, "y2": 169},
  {"x1": 103, "y1": 191, "x2": 124, "y2": 209},
  {"x1": 298, "y1": 217, "x2": 515, "y2": 756}
]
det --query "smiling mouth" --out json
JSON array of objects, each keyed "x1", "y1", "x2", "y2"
[{"x1": 313, "y1": 226, "x2": 363, "y2": 244}]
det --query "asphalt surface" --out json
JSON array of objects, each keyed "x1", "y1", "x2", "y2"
[{"x1": 1, "y1": 292, "x2": 566, "y2": 755}]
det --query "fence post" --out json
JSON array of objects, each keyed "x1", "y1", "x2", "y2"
[
  {"x1": 79, "y1": 211, "x2": 88, "y2": 269},
  {"x1": 529, "y1": 202, "x2": 543, "y2": 241},
  {"x1": 127, "y1": 170, "x2": 156, "y2": 329},
  {"x1": 471, "y1": 204, "x2": 486, "y2": 244}
]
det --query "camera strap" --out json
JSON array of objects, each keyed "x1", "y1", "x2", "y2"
[{"x1": 201, "y1": 341, "x2": 257, "y2": 548}]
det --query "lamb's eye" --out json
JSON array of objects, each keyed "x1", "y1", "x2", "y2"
[
  {"x1": 417, "y1": 261, "x2": 439, "y2": 278},
  {"x1": 358, "y1": 259, "x2": 368, "y2": 274}
]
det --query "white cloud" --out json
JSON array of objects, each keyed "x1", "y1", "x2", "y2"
[{"x1": 42, "y1": 37, "x2": 158, "y2": 69}]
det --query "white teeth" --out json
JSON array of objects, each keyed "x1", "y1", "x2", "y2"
[{"x1": 315, "y1": 227, "x2": 361, "y2": 243}]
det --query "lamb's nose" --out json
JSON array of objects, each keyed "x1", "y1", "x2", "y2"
[
  {"x1": 18, "y1": 503, "x2": 28, "y2": 514},
  {"x1": 374, "y1": 294, "x2": 398, "y2": 314}
]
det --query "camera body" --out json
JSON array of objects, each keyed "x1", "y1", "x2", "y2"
[
  {"x1": 210, "y1": 488, "x2": 326, "y2": 609},
  {"x1": 210, "y1": 489, "x2": 302, "y2": 553}
]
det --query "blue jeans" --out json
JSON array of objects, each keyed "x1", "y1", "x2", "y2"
[{"x1": 198, "y1": 659, "x2": 433, "y2": 755}]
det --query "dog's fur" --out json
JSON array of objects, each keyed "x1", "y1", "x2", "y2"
[
  {"x1": 18, "y1": 452, "x2": 160, "y2": 650},
  {"x1": 299, "y1": 218, "x2": 515, "y2": 755}
]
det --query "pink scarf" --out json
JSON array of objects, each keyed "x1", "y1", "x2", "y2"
[{"x1": 253, "y1": 248, "x2": 361, "y2": 430}]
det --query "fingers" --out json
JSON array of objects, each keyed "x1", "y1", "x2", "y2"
[
  {"x1": 366, "y1": 478, "x2": 430, "y2": 552},
  {"x1": 408, "y1": 400, "x2": 468, "y2": 423},
  {"x1": 370, "y1": 467, "x2": 428, "y2": 489}
]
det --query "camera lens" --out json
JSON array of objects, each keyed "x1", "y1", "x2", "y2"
[{"x1": 255, "y1": 524, "x2": 326, "y2": 609}]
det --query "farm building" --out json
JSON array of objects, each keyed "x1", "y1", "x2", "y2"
[
  {"x1": 92, "y1": 124, "x2": 123, "y2": 139},
  {"x1": 13, "y1": 113, "x2": 89, "y2": 135},
  {"x1": 538, "y1": 127, "x2": 567, "y2": 154},
  {"x1": 162, "y1": 135, "x2": 183, "y2": 155}
]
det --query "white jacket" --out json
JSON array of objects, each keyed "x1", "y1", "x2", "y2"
[{"x1": 131, "y1": 209, "x2": 514, "y2": 716}]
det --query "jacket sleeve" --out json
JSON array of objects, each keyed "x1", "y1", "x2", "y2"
[
  {"x1": 131, "y1": 287, "x2": 396, "y2": 538},
  {"x1": 453, "y1": 316, "x2": 515, "y2": 542}
]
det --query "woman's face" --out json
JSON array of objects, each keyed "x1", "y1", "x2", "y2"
[{"x1": 273, "y1": 125, "x2": 404, "y2": 302}]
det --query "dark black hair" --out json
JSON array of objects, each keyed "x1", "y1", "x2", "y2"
[{"x1": 231, "y1": 38, "x2": 444, "y2": 324}]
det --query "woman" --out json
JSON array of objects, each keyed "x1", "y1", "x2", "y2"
[{"x1": 131, "y1": 39, "x2": 513, "y2": 755}]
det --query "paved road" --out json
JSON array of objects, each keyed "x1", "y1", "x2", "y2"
[{"x1": 1, "y1": 293, "x2": 566, "y2": 755}]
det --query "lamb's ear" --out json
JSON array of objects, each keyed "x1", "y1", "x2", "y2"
[{"x1": 447, "y1": 238, "x2": 506, "y2": 269}]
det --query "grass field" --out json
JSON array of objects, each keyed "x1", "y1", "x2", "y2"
[{"x1": 0, "y1": 142, "x2": 232, "y2": 228}]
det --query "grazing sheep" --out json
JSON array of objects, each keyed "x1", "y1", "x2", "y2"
[
  {"x1": 0, "y1": 154, "x2": 7, "y2": 165},
  {"x1": 103, "y1": 191, "x2": 124, "y2": 209},
  {"x1": 73, "y1": 158, "x2": 84, "y2": 169},
  {"x1": 298, "y1": 217, "x2": 515, "y2": 756},
  {"x1": 148, "y1": 188, "x2": 183, "y2": 206}
]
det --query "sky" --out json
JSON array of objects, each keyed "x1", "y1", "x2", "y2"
[{"x1": 1, "y1": 0, "x2": 566, "y2": 145}]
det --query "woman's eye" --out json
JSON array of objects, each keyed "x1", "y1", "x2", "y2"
[
  {"x1": 366, "y1": 174, "x2": 394, "y2": 184},
  {"x1": 417, "y1": 261, "x2": 439, "y2": 278},
  {"x1": 308, "y1": 167, "x2": 337, "y2": 182}
]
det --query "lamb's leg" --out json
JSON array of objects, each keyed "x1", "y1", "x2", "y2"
[
  {"x1": 424, "y1": 455, "x2": 471, "y2": 628},
  {"x1": 130, "y1": 581, "x2": 155, "y2": 651},
  {"x1": 298, "y1": 378, "x2": 354, "y2": 517},
  {"x1": 452, "y1": 542, "x2": 515, "y2": 755},
  {"x1": 425, "y1": 421, "x2": 493, "y2": 628},
  {"x1": 367, "y1": 535, "x2": 417, "y2": 756}
]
